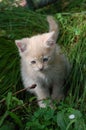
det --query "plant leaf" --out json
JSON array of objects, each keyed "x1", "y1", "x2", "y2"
[
  {"x1": 6, "y1": 92, "x2": 12, "y2": 110},
  {"x1": 9, "y1": 112, "x2": 23, "y2": 130},
  {"x1": 57, "y1": 112, "x2": 66, "y2": 130},
  {"x1": 0, "y1": 111, "x2": 9, "y2": 127}
]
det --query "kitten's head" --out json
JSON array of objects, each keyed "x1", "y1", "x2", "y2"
[{"x1": 15, "y1": 31, "x2": 56, "y2": 72}]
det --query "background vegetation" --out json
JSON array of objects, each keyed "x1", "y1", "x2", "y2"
[{"x1": 0, "y1": 0, "x2": 86, "y2": 130}]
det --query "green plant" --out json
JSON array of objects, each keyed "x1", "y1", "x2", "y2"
[
  {"x1": 25, "y1": 106, "x2": 86, "y2": 130},
  {"x1": 0, "y1": 92, "x2": 24, "y2": 129}
]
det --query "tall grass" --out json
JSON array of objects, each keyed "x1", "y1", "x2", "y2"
[{"x1": 56, "y1": 13, "x2": 86, "y2": 111}]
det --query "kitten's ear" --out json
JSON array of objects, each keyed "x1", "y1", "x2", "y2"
[
  {"x1": 45, "y1": 31, "x2": 56, "y2": 48},
  {"x1": 15, "y1": 38, "x2": 29, "y2": 53}
]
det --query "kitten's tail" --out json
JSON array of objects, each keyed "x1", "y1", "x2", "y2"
[{"x1": 47, "y1": 16, "x2": 59, "y2": 40}]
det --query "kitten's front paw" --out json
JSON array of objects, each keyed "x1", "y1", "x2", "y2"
[
  {"x1": 38, "y1": 99, "x2": 54, "y2": 109},
  {"x1": 38, "y1": 101, "x2": 46, "y2": 108}
]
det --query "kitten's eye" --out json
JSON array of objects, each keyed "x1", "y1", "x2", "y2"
[
  {"x1": 43, "y1": 58, "x2": 48, "y2": 62},
  {"x1": 31, "y1": 60, "x2": 36, "y2": 64}
]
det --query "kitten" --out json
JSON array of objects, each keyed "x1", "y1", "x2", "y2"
[{"x1": 15, "y1": 16, "x2": 70, "y2": 108}]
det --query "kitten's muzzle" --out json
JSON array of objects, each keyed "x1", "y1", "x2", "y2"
[
  {"x1": 37, "y1": 63, "x2": 44, "y2": 71},
  {"x1": 40, "y1": 68, "x2": 43, "y2": 71},
  {"x1": 39, "y1": 66, "x2": 44, "y2": 71}
]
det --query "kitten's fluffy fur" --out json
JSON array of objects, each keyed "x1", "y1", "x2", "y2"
[{"x1": 15, "y1": 16, "x2": 70, "y2": 108}]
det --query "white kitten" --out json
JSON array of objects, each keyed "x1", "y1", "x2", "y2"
[{"x1": 15, "y1": 16, "x2": 70, "y2": 108}]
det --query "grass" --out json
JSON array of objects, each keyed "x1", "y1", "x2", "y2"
[
  {"x1": 0, "y1": 1, "x2": 86, "y2": 130},
  {"x1": 36, "y1": 0, "x2": 86, "y2": 14}
]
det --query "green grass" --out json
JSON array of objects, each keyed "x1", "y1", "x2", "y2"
[
  {"x1": 36, "y1": 0, "x2": 86, "y2": 14},
  {"x1": 0, "y1": 1, "x2": 86, "y2": 130}
]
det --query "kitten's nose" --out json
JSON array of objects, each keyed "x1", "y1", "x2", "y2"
[
  {"x1": 40, "y1": 67, "x2": 44, "y2": 71},
  {"x1": 38, "y1": 63, "x2": 44, "y2": 71}
]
